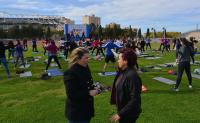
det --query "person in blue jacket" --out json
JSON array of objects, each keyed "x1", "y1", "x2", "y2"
[{"x1": 102, "y1": 39, "x2": 123, "y2": 74}]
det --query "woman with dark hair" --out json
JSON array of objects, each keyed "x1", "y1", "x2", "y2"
[
  {"x1": 45, "y1": 40, "x2": 61, "y2": 71},
  {"x1": 15, "y1": 40, "x2": 26, "y2": 68},
  {"x1": 173, "y1": 38, "x2": 192, "y2": 91},
  {"x1": 111, "y1": 48, "x2": 142, "y2": 123},
  {"x1": 0, "y1": 41, "x2": 11, "y2": 78},
  {"x1": 64, "y1": 47, "x2": 99, "y2": 123}
]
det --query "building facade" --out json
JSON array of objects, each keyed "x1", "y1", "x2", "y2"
[
  {"x1": 82, "y1": 14, "x2": 101, "y2": 26},
  {"x1": 0, "y1": 13, "x2": 74, "y2": 31},
  {"x1": 106, "y1": 23, "x2": 120, "y2": 28}
]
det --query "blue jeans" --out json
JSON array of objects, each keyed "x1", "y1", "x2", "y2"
[{"x1": 0, "y1": 57, "x2": 10, "y2": 77}]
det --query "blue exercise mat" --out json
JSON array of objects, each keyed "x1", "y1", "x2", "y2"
[
  {"x1": 47, "y1": 68, "x2": 63, "y2": 76},
  {"x1": 98, "y1": 72, "x2": 117, "y2": 76}
]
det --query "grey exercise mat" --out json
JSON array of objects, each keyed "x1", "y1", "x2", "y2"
[
  {"x1": 50, "y1": 63, "x2": 58, "y2": 67},
  {"x1": 145, "y1": 57, "x2": 161, "y2": 60},
  {"x1": 20, "y1": 71, "x2": 32, "y2": 77},
  {"x1": 98, "y1": 72, "x2": 117, "y2": 76},
  {"x1": 153, "y1": 77, "x2": 176, "y2": 85},
  {"x1": 192, "y1": 74, "x2": 200, "y2": 79}
]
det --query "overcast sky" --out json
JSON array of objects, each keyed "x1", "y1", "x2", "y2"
[{"x1": 0, "y1": 0, "x2": 200, "y2": 32}]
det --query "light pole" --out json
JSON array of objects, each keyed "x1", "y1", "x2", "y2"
[
  {"x1": 162, "y1": 27, "x2": 166, "y2": 39},
  {"x1": 151, "y1": 28, "x2": 155, "y2": 39}
]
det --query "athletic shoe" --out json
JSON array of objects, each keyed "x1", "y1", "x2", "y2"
[
  {"x1": 189, "y1": 85, "x2": 193, "y2": 89},
  {"x1": 172, "y1": 88, "x2": 179, "y2": 92}
]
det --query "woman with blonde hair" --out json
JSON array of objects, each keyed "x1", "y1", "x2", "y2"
[{"x1": 64, "y1": 47, "x2": 99, "y2": 123}]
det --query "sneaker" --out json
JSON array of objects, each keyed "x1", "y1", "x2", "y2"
[
  {"x1": 172, "y1": 88, "x2": 179, "y2": 92},
  {"x1": 189, "y1": 85, "x2": 193, "y2": 89},
  {"x1": 8, "y1": 75, "x2": 11, "y2": 79}
]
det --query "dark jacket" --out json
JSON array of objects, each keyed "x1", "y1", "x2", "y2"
[
  {"x1": 64, "y1": 63, "x2": 94, "y2": 121},
  {"x1": 0, "y1": 45, "x2": 8, "y2": 58},
  {"x1": 111, "y1": 67, "x2": 142, "y2": 120},
  {"x1": 177, "y1": 45, "x2": 192, "y2": 63}
]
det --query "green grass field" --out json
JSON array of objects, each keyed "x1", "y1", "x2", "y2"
[{"x1": 0, "y1": 43, "x2": 200, "y2": 123}]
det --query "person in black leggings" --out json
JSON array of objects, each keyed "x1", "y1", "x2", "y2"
[{"x1": 173, "y1": 38, "x2": 192, "y2": 92}]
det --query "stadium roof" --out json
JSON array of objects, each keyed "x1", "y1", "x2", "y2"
[{"x1": 0, "y1": 12, "x2": 63, "y2": 19}]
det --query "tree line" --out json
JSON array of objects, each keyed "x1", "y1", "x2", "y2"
[{"x1": 0, "y1": 23, "x2": 181, "y2": 40}]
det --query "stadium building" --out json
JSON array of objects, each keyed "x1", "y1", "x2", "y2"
[{"x1": 0, "y1": 12, "x2": 75, "y2": 31}]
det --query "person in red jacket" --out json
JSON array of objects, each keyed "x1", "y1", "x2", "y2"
[
  {"x1": 91, "y1": 38, "x2": 100, "y2": 55},
  {"x1": 45, "y1": 40, "x2": 61, "y2": 71}
]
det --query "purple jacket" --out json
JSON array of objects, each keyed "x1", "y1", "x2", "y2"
[{"x1": 16, "y1": 44, "x2": 24, "y2": 57}]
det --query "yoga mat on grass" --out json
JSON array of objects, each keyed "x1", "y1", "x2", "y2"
[
  {"x1": 47, "y1": 68, "x2": 63, "y2": 76},
  {"x1": 98, "y1": 72, "x2": 117, "y2": 76},
  {"x1": 153, "y1": 77, "x2": 176, "y2": 85},
  {"x1": 20, "y1": 71, "x2": 32, "y2": 77}
]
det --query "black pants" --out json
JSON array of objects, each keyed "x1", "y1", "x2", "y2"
[
  {"x1": 162, "y1": 45, "x2": 169, "y2": 53},
  {"x1": 191, "y1": 54, "x2": 195, "y2": 64},
  {"x1": 64, "y1": 49, "x2": 69, "y2": 59},
  {"x1": 119, "y1": 117, "x2": 138, "y2": 123},
  {"x1": 96, "y1": 48, "x2": 104, "y2": 56},
  {"x1": 46, "y1": 55, "x2": 61, "y2": 70},
  {"x1": 15, "y1": 56, "x2": 25, "y2": 68},
  {"x1": 43, "y1": 47, "x2": 47, "y2": 55},
  {"x1": 91, "y1": 47, "x2": 98, "y2": 54},
  {"x1": 159, "y1": 43, "x2": 164, "y2": 51},
  {"x1": 140, "y1": 46, "x2": 145, "y2": 52},
  {"x1": 175, "y1": 61, "x2": 192, "y2": 88},
  {"x1": 146, "y1": 43, "x2": 151, "y2": 50},
  {"x1": 32, "y1": 45, "x2": 37, "y2": 52}
]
